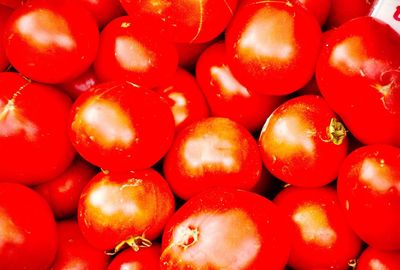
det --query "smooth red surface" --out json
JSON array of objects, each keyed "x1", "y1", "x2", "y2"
[
  {"x1": 357, "y1": 246, "x2": 400, "y2": 270},
  {"x1": 59, "y1": 66, "x2": 99, "y2": 100},
  {"x1": 107, "y1": 244, "x2": 161, "y2": 270},
  {"x1": 73, "y1": 0, "x2": 125, "y2": 28},
  {"x1": 326, "y1": 0, "x2": 372, "y2": 28},
  {"x1": 0, "y1": 5, "x2": 13, "y2": 71}
]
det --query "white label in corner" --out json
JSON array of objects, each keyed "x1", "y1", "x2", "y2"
[{"x1": 370, "y1": 0, "x2": 400, "y2": 34}]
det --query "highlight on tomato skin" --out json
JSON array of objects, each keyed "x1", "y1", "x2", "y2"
[
  {"x1": 160, "y1": 188, "x2": 292, "y2": 270},
  {"x1": 356, "y1": 246, "x2": 400, "y2": 270}
]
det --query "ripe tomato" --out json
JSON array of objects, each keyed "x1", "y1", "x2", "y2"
[
  {"x1": 259, "y1": 95, "x2": 348, "y2": 187},
  {"x1": 120, "y1": 0, "x2": 238, "y2": 43},
  {"x1": 274, "y1": 186, "x2": 362, "y2": 269},
  {"x1": 175, "y1": 41, "x2": 212, "y2": 70},
  {"x1": 316, "y1": 17, "x2": 400, "y2": 146},
  {"x1": 326, "y1": 0, "x2": 372, "y2": 28},
  {"x1": 196, "y1": 41, "x2": 284, "y2": 133},
  {"x1": 78, "y1": 169, "x2": 175, "y2": 253},
  {"x1": 154, "y1": 67, "x2": 209, "y2": 132},
  {"x1": 357, "y1": 246, "x2": 400, "y2": 270},
  {"x1": 59, "y1": 66, "x2": 99, "y2": 100},
  {"x1": 225, "y1": 0, "x2": 321, "y2": 95},
  {"x1": 337, "y1": 144, "x2": 400, "y2": 251},
  {"x1": 0, "y1": 183, "x2": 57, "y2": 270},
  {"x1": 35, "y1": 157, "x2": 98, "y2": 219},
  {"x1": 108, "y1": 243, "x2": 161, "y2": 270},
  {"x1": 0, "y1": 4, "x2": 13, "y2": 71},
  {"x1": 0, "y1": 72, "x2": 76, "y2": 185},
  {"x1": 51, "y1": 219, "x2": 109, "y2": 270},
  {"x1": 3, "y1": 0, "x2": 99, "y2": 83},
  {"x1": 69, "y1": 81, "x2": 175, "y2": 171},
  {"x1": 163, "y1": 117, "x2": 262, "y2": 200},
  {"x1": 94, "y1": 16, "x2": 178, "y2": 88},
  {"x1": 161, "y1": 188, "x2": 291, "y2": 269}
]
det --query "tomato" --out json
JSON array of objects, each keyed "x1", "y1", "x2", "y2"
[
  {"x1": 3, "y1": 0, "x2": 99, "y2": 83},
  {"x1": 259, "y1": 95, "x2": 348, "y2": 187},
  {"x1": 154, "y1": 67, "x2": 209, "y2": 132},
  {"x1": 326, "y1": 0, "x2": 372, "y2": 28},
  {"x1": 35, "y1": 157, "x2": 98, "y2": 219},
  {"x1": 108, "y1": 243, "x2": 161, "y2": 270},
  {"x1": 163, "y1": 117, "x2": 262, "y2": 200},
  {"x1": 69, "y1": 81, "x2": 175, "y2": 171},
  {"x1": 175, "y1": 41, "x2": 212, "y2": 71},
  {"x1": 94, "y1": 16, "x2": 178, "y2": 88},
  {"x1": 58, "y1": 66, "x2": 99, "y2": 100},
  {"x1": 196, "y1": 41, "x2": 284, "y2": 133},
  {"x1": 0, "y1": 183, "x2": 57, "y2": 270},
  {"x1": 274, "y1": 186, "x2": 362, "y2": 269},
  {"x1": 51, "y1": 219, "x2": 109, "y2": 270},
  {"x1": 0, "y1": 0, "x2": 25, "y2": 9},
  {"x1": 316, "y1": 17, "x2": 400, "y2": 146},
  {"x1": 225, "y1": 0, "x2": 321, "y2": 95},
  {"x1": 120, "y1": 0, "x2": 238, "y2": 43},
  {"x1": 78, "y1": 169, "x2": 175, "y2": 253},
  {"x1": 357, "y1": 246, "x2": 400, "y2": 270},
  {"x1": 0, "y1": 5, "x2": 12, "y2": 71},
  {"x1": 0, "y1": 72, "x2": 76, "y2": 185},
  {"x1": 337, "y1": 144, "x2": 400, "y2": 251},
  {"x1": 160, "y1": 188, "x2": 291, "y2": 269}
]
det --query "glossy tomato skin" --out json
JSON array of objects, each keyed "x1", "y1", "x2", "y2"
[
  {"x1": 196, "y1": 41, "x2": 284, "y2": 133},
  {"x1": 107, "y1": 243, "x2": 161, "y2": 270},
  {"x1": 316, "y1": 17, "x2": 400, "y2": 146},
  {"x1": 120, "y1": 0, "x2": 238, "y2": 43},
  {"x1": 94, "y1": 16, "x2": 178, "y2": 88},
  {"x1": 78, "y1": 169, "x2": 175, "y2": 252},
  {"x1": 274, "y1": 186, "x2": 362, "y2": 270},
  {"x1": 0, "y1": 5, "x2": 13, "y2": 71},
  {"x1": 259, "y1": 95, "x2": 348, "y2": 187},
  {"x1": 337, "y1": 144, "x2": 400, "y2": 251},
  {"x1": 357, "y1": 246, "x2": 400, "y2": 270},
  {"x1": 163, "y1": 117, "x2": 262, "y2": 200},
  {"x1": 161, "y1": 188, "x2": 291, "y2": 269},
  {"x1": 0, "y1": 72, "x2": 76, "y2": 185},
  {"x1": 59, "y1": 66, "x2": 99, "y2": 100},
  {"x1": 35, "y1": 157, "x2": 98, "y2": 219},
  {"x1": 154, "y1": 67, "x2": 209, "y2": 132},
  {"x1": 226, "y1": 1, "x2": 321, "y2": 95},
  {"x1": 0, "y1": 183, "x2": 58, "y2": 270},
  {"x1": 69, "y1": 81, "x2": 175, "y2": 171},
  {"x1": 3, "y1": 0, "x2": 99, "y2": 83},
  {"x1": 326, "y1": 0, "x2": 372, "y2": 28},
  {"x1": 51, "y1": 220, "x2": 109, "y2": 270}
]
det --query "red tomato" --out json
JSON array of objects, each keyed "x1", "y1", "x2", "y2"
[
  {"x1": 120, "y1": 0, "x2": 238, "y2": 43},
  {"x1": 316, "y1": 17, "x2": 400, "y2": 146},
  {"x1": 225, "y1": 1, "x2": 321, "y2": 95},
  {"x1": 35, "y1": 157, "x2": 98, "y2": 219},
  {"x1": 0, "y1": 72, "x2": 75, "y2": 185},
  {"x1": 196, "y1": 41, "x2": 284, "y2": 133},
  {"x1": 94, "y1": 16, "x2": 178, "y2": 88},
  {"x1": 175, "y1": 41, "x2": 212, "y2": 71},
  {"x1": 58, "y1": 66, "x2": 99, "y2": 100},
  {"x1": 51, "y1": 219, "x2": 109, "y2": 270},
  {"x1": 326, "y1": 0, "x2": 372, "y2": 28},
  {"x1": 161, "y1": 188, "x2": 291, "y2": 269},
  {"x1": 337, "y1": 144, "x2": 400, "y2": 251},
  {"x1": 154, "y1": 67, "x2": 209, "y2": 132},
  {"x1": 69, "y1": 81, "x2": 175, "y2": 171},
  {"x1": 259, "y1": 95, "x2": 348, "y2": 187},
  {"x1": 3, "y1": 0, "x2": 99, "y2": 83},
  {"x1": 357, "y1": 246, "x2": 400, "y2": 270},
  {"x1": 274, "y1": 186, "x2": 362, "y2": 269},
  {"x1": 0, "y1": 5, "x2": 12, "y2": 71},
  {"x1": 107, "y1": 243, "x2": 161, "y2": 270},
  {"x1": 0, "y1": 183, "x2": 57, "y2": 270},
  {"x1": 0, "y1": 0, "x2": 25, "y2": 9},
  {"x1": 163, "y1": 117, "x2": 262, "y2": 200},
  {"x1": 78, "y1": 169, "x2": 175, "y2": 253}
]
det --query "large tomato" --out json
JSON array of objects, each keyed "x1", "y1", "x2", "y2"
[
  {"x1": 259, "y1": 95, "x2": 348, "y2": 187},
  {"x1": 78, "y1": 169, "x2": 175, "y2": 253},
  {"x1": 163, "y1": 117, "x2": 262, "y2": 200},
  {"x1": 3, "y1": 0, "x2": 99, "y2": 83},
  {"x1": 0, "y1": 72, "x2": 75, "y2": 185},
  {"x1": 225, "y1": 0, "x2": 321, "y2": 95},
  {"x1": 274, "y1": 186, "x2": 362, "y2": 269},
  {"x1": 0, "y1": 183, "x2": 58, "y2": 270},
  {"x1": 161, "y1": 188, "x2": 291, "y2": 269},
  {"x1": 69, "y1": 81, "x2": 175, "y2": 171},
  {"x1": 337, "y1": 144, "x2": 400, "y2": 251},
  {"x1": 316, "y1": 16, "x2": 400, "y2": 146}
]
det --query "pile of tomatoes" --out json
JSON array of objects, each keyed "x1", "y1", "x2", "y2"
[{"x1": 1, "y1": 0, "x2": 400, "y2": 269}]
